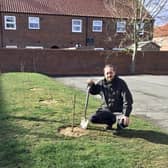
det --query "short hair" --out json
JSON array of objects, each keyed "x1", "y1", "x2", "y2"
[{"x1": 104, "y1": 64, "x2": 117, "y2": 71}]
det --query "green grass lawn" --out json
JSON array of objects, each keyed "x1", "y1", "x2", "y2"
[{"x1": 0, "y1": 72, "x2": 168, "y2": 168}]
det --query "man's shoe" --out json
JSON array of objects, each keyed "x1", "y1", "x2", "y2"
[{"x1": 104, "y1": 125, "x2": 113, "y2": 130}]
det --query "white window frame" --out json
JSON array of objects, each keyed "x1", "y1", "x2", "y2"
[
  {"x1": 72, "y1": 19, "x2": 82, "y2": 33},
  {"x1": 112, "y1": 47, "x2": 126, "y2": 51},
  {"x1": 4, "y1": 16, "x2": 16, "y2": 30},
  {"x1": 94, "y1": 48, "x2": 104, "y2": 50},
  {"x1": 25, "y1": 46, "x2": 43, "y2": 49},
  {"x1": 116, "y1": 21, "x2": 126, "y2": 33},
  {"x1": 6, "y1": 45, "x2": 17, "y2": 48},
  {"x1": 92, "y1": 20, "x2": 103, "y2": 32},
  {"x1": 137, "y1": 22, "x2": 144, "y2": 35},
  {"x1": 28, "y1": 17, "x2": 40, "y2": 29}
]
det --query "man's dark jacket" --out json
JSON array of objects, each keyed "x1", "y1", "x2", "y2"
[{"x1": 89, "y1": 75, "x2": 133, "y2": 117}]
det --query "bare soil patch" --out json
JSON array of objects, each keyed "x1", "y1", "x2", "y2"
[
  {"x1": 59, "y1": 126, "x2": 88, "y2": 137},
  {"x1": 39, "y1": 99, "x2": 58, "y2": 105},
  {"x1": 30, "y1": 87, "x2": 43, "y2": 91},
  {"x1": 41, "y1": 99, "x2": 57, "y2": 104}
]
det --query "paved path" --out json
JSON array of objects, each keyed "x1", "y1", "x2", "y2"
[{"x1": 54, "y1": 75, "x2": 168, "y2": 133}]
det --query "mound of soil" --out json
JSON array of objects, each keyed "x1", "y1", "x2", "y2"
[
  {"x1": 30, "y1": 87, "x2": 43, "y2": 91},
  {"x1": 59, "y1": 126, "x2": 88, "y2": 137},
  {"x1": 40, "y1": 99, "x2": 58, "y2": 105}
]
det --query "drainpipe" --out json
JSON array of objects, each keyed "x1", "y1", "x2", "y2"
[
  {"x1": 85, "y1": 16, "x2": 89, "y2": 46},
  {"x1": 0, "y1": 12, "x2": 4, "y2": 48}
]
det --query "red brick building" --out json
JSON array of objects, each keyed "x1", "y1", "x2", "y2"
[
  {"x1": 153, "y1": 23, "x2": 168, "y2": 51},
  {"x1": 0, "y1": 0, "x2": 153, "y2": 49}
]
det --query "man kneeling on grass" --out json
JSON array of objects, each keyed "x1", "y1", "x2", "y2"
[{"x1": 87, "y1": 64, "x2": 133, "y2": 130}]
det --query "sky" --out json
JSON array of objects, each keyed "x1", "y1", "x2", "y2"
[
  {"x1": 154, "y1": 10, "x2": 168, "y2": 26},
  {"x1": 144, "y1": 0, "x2": 168, "y2": 26}
]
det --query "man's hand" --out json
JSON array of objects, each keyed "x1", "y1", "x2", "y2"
[
  {"x1": 122, "y1": 116, "x2": 130, "y2": 126},
  {"x1": 87, "y1": 79, "x2": 95, "y2": 87}
]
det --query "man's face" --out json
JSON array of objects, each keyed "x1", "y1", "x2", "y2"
[{"x1": 104, "y1": 66, "x2": 116, "y2": 81}]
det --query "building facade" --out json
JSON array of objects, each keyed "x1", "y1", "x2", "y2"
[{"x1": 0, "y1": 0, "x2": 153, "y2": 49}]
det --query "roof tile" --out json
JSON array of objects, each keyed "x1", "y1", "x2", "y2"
[
  {"x1": 0, "y1": 0, "x2": 136, "y2": 18},
  {"x1": 154, "y1": 23, "x2": 168, "y2": 37}
]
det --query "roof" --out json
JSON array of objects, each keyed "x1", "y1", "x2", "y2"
[
  {"x1": 0, "y1": 0, "x2": 146, "y2": 18},
  {"x1": 127, "y1": 41, "x2": 160, "y2": 50},
  {"x1": 138, "y1": 41, "x2": 160, "y2": 48},
  {"x1": 154, "y1": 23, "x2": 168, "y2": 37}
]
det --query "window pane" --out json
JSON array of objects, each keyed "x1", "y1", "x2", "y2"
[
  {"x1": 74, "y1": 27, "x2": 80, "y2": 31},
  {"x1": 29, "y1": 17, "x2": 40, "y2": 29},
  {"x1": 30, "y1": 23, "x2": 39, "y2": 28},
  {"x1": 93, "y1": 26, "x2": 101, "y2": 31},
  {"x1": 6, "y1": 17, "x2": 15, "y2": 22},
  {"x1": 6, "y1": 23, "x2": 15, "y2": 28},
  {"x1": 73, "y1": 20, "x2": 80, "y2": 25},
  {"x1": 72, "y1": 19, "x2": 82, "y2": 32},
  {"x1": 4, "y1": 16, "x2": 16, "y2": 30},
  {"x1": 117, "y1": 21, "x2": 126, "y2": 32},
  {"x1": 93, "y1": 20, "x2": 102, "y2": 32}
]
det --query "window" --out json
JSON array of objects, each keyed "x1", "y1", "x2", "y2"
[
  {"x1": 72, "y1": 19, "x2": 82, "y2": 32},
  {"x1": 94, "y1": 48, "x2": 104, "y2": 50},
  {"x1": 28, "y1": 17, "x2": 40, "y2": 29},
  {"x1": 6, "y1": 45, "x2": 17, "y2": 48},
  {"x1": 112, "y1": 48, "x2": 126, "y2": 51},
  {"x1": 116, "y1": 21, "x2": 126, "y2": 33},
  {"x1": 4, "y1": 16, "x2": 16, "y2": 30},
  {"x1": 25, "y1": 46, "x2": 43, "y2": 49},
  {"x1": 92, "y1": 20, "x2": 102, "y2": 32},
  {"x1": 137, "y1": 22, "x2": 144, "y2": 35}
]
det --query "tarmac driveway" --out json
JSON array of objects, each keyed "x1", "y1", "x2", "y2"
[{"x1": 54, "y1": 75, "x2": 168, "y2": 133}]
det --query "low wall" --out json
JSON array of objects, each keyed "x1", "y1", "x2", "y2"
[{"x1": 0, "y1": 49, "x2": 168, "y2": 75}]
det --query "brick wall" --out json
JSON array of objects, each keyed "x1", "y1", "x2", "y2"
[
  {"x1": 1, "y1": 13, "x2": 116, "y2": 49},
  {"x1": 1, "y1": 13, "x2": 150, "y2": 49},
  {"x1": 0, "y1": 48, "x2": 168, "y2": 75}
]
